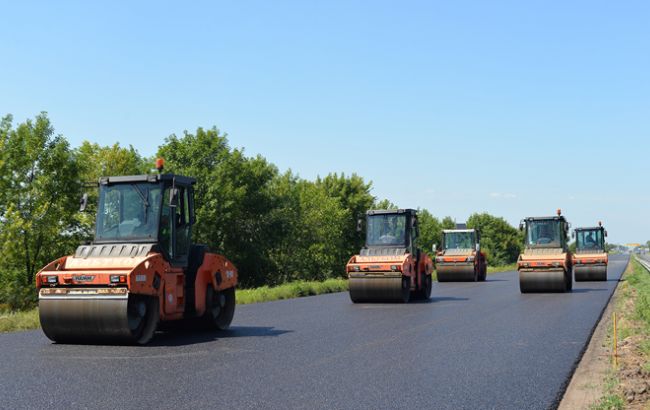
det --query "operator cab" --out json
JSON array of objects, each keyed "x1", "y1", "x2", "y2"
[
  {"x1": 574, "y1": 225, "x2": 607, "y2": 253},
  {"x1": 363, "y1": 209, "x2": 419, "y2": 257},
  {"x1": 92, "y1": 172, "x2": 196, "y2": 267},
  {"x1": 442, "y1": 229, "x2": 479, "y2": 251},
  {"x1": 520, "y1": 211, "x2": 570, "y2": 251}
]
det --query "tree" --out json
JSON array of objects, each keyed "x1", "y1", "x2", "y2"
[
  {"x1": 157, "y1": 127, "x2": 286, "y2": 287},
  {"x1": 316, "y1": 173, "x2": 374, "y2": 257},
  {"x1": 467, "y1": 213, "x2": 522, "y2": 265},
  {"x1": 0, "y1": 113, "x2": 80, "y2": 308}
]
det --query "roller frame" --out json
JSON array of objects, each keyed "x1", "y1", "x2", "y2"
[
  {"x1": 349, "y1": 275, "x2": 410, "y2": 303},
  {"x1": 574, "y1": 264, "x2": 607, "y2": 282},
  {"x1": 519, "y1": 268, "x2": 570, "y2": 293}
]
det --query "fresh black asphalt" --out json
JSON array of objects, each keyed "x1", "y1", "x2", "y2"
[{"x1": 0, "y1": 254, "x2": 628, "y2": 410}]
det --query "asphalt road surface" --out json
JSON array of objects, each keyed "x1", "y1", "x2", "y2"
[{"x1": 0, "y1": 255, "x2": 628, "y2": 410}]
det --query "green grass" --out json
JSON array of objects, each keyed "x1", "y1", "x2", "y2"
[
  {"x1": 0, "y1": 309, "x2": 39, "y2": 333},
  {"x1": 487, "y1": 263, "x2": 517, "y2": 274},
  {"x1": 236, "y1": 278, "x2": 348, "y2": 305},
  {"x1": 591, "y1": 257, "x2": 650, "y2": 408}
]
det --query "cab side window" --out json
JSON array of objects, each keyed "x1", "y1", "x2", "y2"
[{"x1": 175, "y1": 187, "x2": 190, "y2": 259}]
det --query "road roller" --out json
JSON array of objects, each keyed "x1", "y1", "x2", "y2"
[
  {"x1": 517, "y1": 209, "x2": 573, "y2": 293},
  {"x1": 435, "y1": 225, "x2": 487, "y2": 282},
  {"x1": 572, "y1": 222, "x2": 608, "y2": 281},
  {"x1": 346, "y1": 209, "x2": 434, "y2": 303},
  {"x1": 35, "y1": 160, "x2": 238, "y2": 344}
]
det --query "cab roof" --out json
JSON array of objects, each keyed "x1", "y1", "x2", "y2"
[
  {"x1": 99, "y1": 173, "x2": 196, "y2": 186},
  {"x1": 367, "y1": 209, "x2": 417, "y2": 216}
]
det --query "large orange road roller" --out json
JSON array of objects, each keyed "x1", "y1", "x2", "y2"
[
  {"x1": 435, "y1": 226, "x2": 487, "y2": 282},
  {"x1": 346, "y1": 209, "x2": 433, "y2": 303},
  {"x1": 572, "y1": 222, "x2": 608, "y2": 281},
  {"x1": 35, "y1": 161, "x2": 237, "y2": 344},
  {"x1": 517, "y1": 210, "x2": 573, "y2": 293}
]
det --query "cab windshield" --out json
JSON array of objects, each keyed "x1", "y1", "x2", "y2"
[
  {"x1": 95, "y1": 183, "x2": 163, "y2": 243},
  {"x1": 444, "y1": 231, "x2": 475, "y2": 250},
  {"x1": 526, "y1": 219, "x2": 561, "y2": 247},
  {"x1": 366, "y1": 214, "x2": 407, "y2": 246},
  {"x1": 576, "y1": 229, "x2": 604, "y2": 252}
]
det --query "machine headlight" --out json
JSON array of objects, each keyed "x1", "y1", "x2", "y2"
[
  {"x1": 353, "y1": 266, "x2": 360, "y2": 272},
  {"x1": 46, "y1": 276, "x2": 57, "y2": 284},
  {"x1": 466, "y1": 256, "x2": 475, "y2": 262}
]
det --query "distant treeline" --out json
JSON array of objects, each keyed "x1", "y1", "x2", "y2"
[{"x1": 0, "y1": 112, "x2": 522, "y2": 309}]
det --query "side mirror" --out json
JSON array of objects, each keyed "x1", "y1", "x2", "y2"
[
  {"x1": 571, "y1": 231, "x2": 575, "y2": 238},
  {"x1": 169, "y1": 188, "x2": 179, "y2": 208},
  {"x1": 79, "y1": 193, "x2": 89, "y2": 212},
  {"x1": 519, "y1": 222, "x2": 524, "y2": 231},
  {"x1": 605, "y1": 230, "x2": 608, "y2": 237},
  {"x1": 432, "y1": 244, "x2": 437, "y2": 253},
  {"x1": 356, "y1": 218, "x2": 363, "y2": 232},
  {"x1": 475, "y1": 243, "x2": 480, "y2": 252}
]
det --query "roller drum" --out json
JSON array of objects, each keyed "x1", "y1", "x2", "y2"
[
  {"x1": 349, "y1": 276, "x2": 410, "y2": 303},
  {"x1": 39, "y1": 290, "x2": 159, "y2": 344},
  {"x1": 574, "y1": 265, "x2": 607, "y2": 281},
  {"x1": 436, "y1": 264, "x2": 476, "y2": 282},
  {"x1": 519, "y1": 269, "x2": 569, "y2": 293}
]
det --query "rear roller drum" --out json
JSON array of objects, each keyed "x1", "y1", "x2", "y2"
[
  {"x1": 202, "y1": 286, "x2": 236, "y2": 330},
  {"x1": 349, "y1": 276, "x2": 410, "y2": 303},
  {"x1": 414, "y1": 274, "x2": 432, "y2": 300}
]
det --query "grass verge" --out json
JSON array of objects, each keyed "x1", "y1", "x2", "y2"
[
  {"x1": 591, "y1": 257, "x2": 650, "y2": 408},
  {"x1": 236, "y1": 278, "x2": 348, "y2": 305},
  {"x1": 0, "y1": 309, "x2": 39, "y2": 333},
  {"x1": 488, "y1": 263, "x2": 517, "y2": 274}
]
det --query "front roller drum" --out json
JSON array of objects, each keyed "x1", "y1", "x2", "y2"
[
  {"x1": 349, "y1": 276, "x2": 410, "y2": 303},
  {"x1": 519, "y1": 269, "x2": 570, "y2": 293},
  {"x1": 39, "y1": 290, "x2": 159, "y2": 344},
  {"x1": 437, "y1": 264, "x2": 476, "y2": 282},
  {"x1": 574, "y1": 265, "x2": 607, "y2": 282}
]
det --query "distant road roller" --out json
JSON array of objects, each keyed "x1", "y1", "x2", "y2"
[
  {"x1": 35, "y1": 160, "x2": 238, "y2": 344},
  {"x1": 435, "y1": 225, "x2": 487, "y2": 282},
  {"x1": 346, "y1": 209, "x2": 434, "y2": 303},
  {"x1": 572, "y1": 222, "x2": 608, "y2": 281},
  {"x1": 517, "y1": 210, "x2": 573, "y2": 293}
]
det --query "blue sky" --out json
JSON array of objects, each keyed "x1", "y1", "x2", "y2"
[{"x1": 1, "y1": 1, "x2": 649, "y2": 244}]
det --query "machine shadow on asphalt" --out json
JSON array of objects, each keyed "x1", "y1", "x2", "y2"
[
  {"x1": 426, "y1": 296, "x2": 469, "y2": 303},
  {"x1": 571, "y1": 288, "x2": 608, "y2": 293},
  {"x1": 149, "y1": 326, "x2": 293, "y2": 347}
]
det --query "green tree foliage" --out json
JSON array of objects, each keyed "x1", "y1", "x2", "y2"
[
  {"x1": 374, "y1": 199, "x2": 398, "y2": 210},
  {"x1": 157, "y1": 127, "x2": 285, "y2": 287},
  {"x1": 467, "y1": 213, "x2": 522, "y2": 265},
  {"x1": 0, "y1": 113, "x2": 80, "y2": 308},
  {"x1": 417, "y1": 211, "x2": 455, "y2": 256},
  {"x1": 316, "y1": 173, "x2": 374, "y2": 256}
]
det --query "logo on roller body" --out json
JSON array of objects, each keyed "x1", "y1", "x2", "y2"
[
  {"x1": 73, "y1": 275, "x2": 95, "y2": 282},
  {"x1": 226, "y1": 270, "x2": 234, "y2": 279}
]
